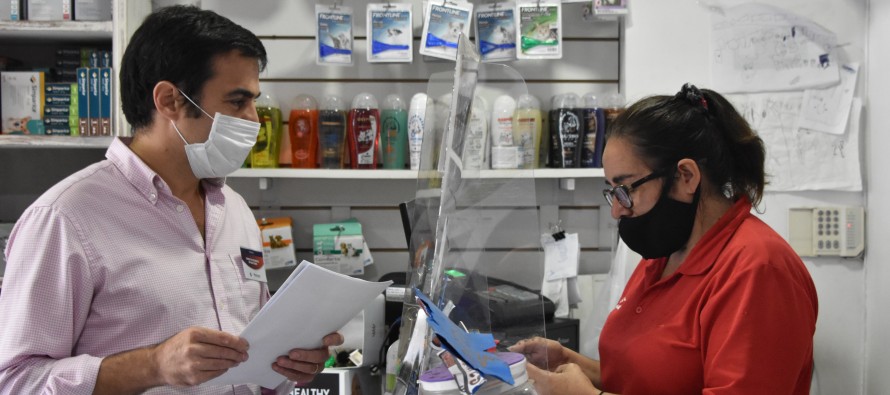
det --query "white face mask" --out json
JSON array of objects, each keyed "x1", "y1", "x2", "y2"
[{"x1": 171, "y1": 90, "x2": 260, "y2": 179}]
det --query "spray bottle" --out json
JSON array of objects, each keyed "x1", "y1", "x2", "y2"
[
  {"x1": 288, "y1": 94, "x2": 318, "y2": 168},
  {"x1": 512, "y1": 94, "x2": 542, "y2": 169},
  {"x1": 348, "y1": 93, "x2": 381, "y2": 169},
  {"x1": 381, "y1": 94, "x2": 409, "y2": 169},
  {"x1": 318, "y1": 95, "x2": 347, "y2": 169}
]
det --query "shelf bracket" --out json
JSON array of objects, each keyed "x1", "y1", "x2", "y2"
[
  {"x1": 560, "y1": 178, "x2": 576, "y2": 191},
  {"x1": 259, "y1": 177, "x2": 271, "y2": 190}
]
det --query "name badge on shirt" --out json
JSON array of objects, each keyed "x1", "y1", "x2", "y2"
[{"x1": 240, "y1": 247, "x2": 268, "y2": 283}]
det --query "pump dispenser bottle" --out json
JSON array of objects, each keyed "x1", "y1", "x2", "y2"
[
  {"x1": 288, "y1": 94, "x2": 319, "y2": 168},
  {"x1": 512, "y1": 94, "x2": 542, "y2": 169},
  {"x1": 381, "y1": 94, "x2": 409, "y2": 169},
  {"x1": 318, "y1": 95, "x2": 347, "y2": 169},
  {"x1": 348, "y1": 93, "x2": 381, "y2": 169}
]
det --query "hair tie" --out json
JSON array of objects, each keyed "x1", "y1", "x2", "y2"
[{"x1": 678, "y1": 83, "x2": 708, "y2": 112}]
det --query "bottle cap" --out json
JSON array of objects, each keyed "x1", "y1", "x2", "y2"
[
  {"x1": 352, "y1": 92, "x2": 379, "y2": 109},
  {"x1": 516, "y1": 94, "x2": 540, "y2": 110},
  {"x1": 383, "y1": 94, "x2": 405, "y2": 111},
  {"x1": 582, "y1": 92, "x2": 598, "y2": 108},
  {"x1": 321, "y1": 95, "x2": 345, "y2": 111},
  {"x1": 554, "y1": 93, "x2": 580, "y2": 109},
  {"x1": 293, "y1": 94, "x2": 317, "y2": 110},
  {"x1": 255, "y1": 93, "x2": 278, "y2": 109}
]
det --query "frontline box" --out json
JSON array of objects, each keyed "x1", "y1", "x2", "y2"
[{"x1": 1, "y1": 71, "x2": 45, "y2": 134}]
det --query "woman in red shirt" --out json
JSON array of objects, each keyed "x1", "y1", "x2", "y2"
[{"x1": 511, "y1": 84, "x2": 818, "y2": 395}]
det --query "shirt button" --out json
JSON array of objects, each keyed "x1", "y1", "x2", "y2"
[
  {"x1": 635, "y1": 306, "x2": 643, "y2": 314},
  {"x1": 176, "y1": 205, "x2": 185, "y2": 213}
]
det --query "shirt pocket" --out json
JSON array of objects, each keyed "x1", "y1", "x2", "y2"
[{"x1": 227, "y1": 253, "x2": 266, "y2": 325}]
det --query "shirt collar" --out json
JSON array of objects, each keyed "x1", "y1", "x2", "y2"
[
  {"x1": 676, "y1": 196, "x2": 753, "y2": 276},
  {"x1": 105, "y1": 137, "x2": 225, "y2": 205}
]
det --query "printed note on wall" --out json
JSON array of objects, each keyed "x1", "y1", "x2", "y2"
[
  {"x1": 797, "y1": 63, "x2": 859, "y2": 135},
  {"x1": 711, "y1": 3, "x2": 840, "y2": 93}
]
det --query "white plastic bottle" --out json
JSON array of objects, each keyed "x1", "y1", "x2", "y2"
[
  {"x1": 490, "y1": 95, "x2": 518, "y2": 169},
  {"x1": 463, "y1": 95, "x2": 489, "y2": 170},
  {"x1": 512, "y1": 94, "x2": 542, "y2": 169},
  {"x1": 408, "y1": 93, "x2": 431, "y2": 170},
  {"x1": 383, "y1": 338, "x2": 400, "y2": 395}
]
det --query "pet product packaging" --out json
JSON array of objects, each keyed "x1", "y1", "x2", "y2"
[
  {"x1": 313, "y1": 221, "x2": 366, "y2": 276},
  {"x1": 26, "y1": 0, "x2": 72, "y2": 20},
  {"x1": 73, "y1": 0, "x2": 111, "y2": 21},
  {"x1": 257, "y1": 217, "x2": 297, "y2": 270},
  {"x1": 367, "y1": 3, "x2": 413, "y2": 63},
  {"x1": 420, "y1": 0, "x2": 473, "y2": 61},
  {"x1": 594, "y1": 0, "x2": 629, "y2": 16},
  {"x1": 1, "y1": 71, "x2": 45, "y2": 135},
  {"x1": 1, "y1": 0, "x2": 22, "y2": 20},
  {"x1": 316, "y1": 4, "x2": 354, "y2": 66},
  {"x1": 475, "y1": 2, "x2": 516, "y2": 62},
  {"x1": 516, "y1": 1, "x2": 562, "y2": 60}
]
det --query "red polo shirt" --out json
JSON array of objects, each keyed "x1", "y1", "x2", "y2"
[{"x1": 599, "y1": 197, "x2": 818, "y2": 395}]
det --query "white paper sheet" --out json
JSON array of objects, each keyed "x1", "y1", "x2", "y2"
[
  {"x1": 207, "y1": 260, "x2": 392, "y2": 388},
  {"x1": 710, "y1": 3, "x2": 839, "y2": 93},
  {"x1": 798, "y1": 63, "x2": 859, "y2": 135},
  {"x1": 728, "y1": 93, "x2": 862, "y2": 191}
]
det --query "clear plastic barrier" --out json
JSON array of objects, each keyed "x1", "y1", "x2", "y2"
[{"x1": 394, "y1": 35, "x2": 550, "y2": 395}]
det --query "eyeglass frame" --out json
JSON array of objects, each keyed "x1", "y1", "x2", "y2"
[{"x1": 602, "y1": 168, "x2": 670, "y2": 209}]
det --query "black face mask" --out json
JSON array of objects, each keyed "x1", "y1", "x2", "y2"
[{"x1": 618, "y1": 187, "x2": 700, "y2": 259}]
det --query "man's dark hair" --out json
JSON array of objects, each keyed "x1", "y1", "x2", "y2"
[{"x1": 120, "y1": 5, "x2": 267, "y2": 131}]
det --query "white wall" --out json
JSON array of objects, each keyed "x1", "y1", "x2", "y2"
[
  {"x1": 865, "y1": 1, "x2": 890, "y2": 394},
  {"x1": 623, "y1": 1, "x2": 869, "y2": 394}
]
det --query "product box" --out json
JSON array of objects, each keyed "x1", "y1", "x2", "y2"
[
  {"x1": 257, "y1": 217, "x2": 297, "y2": 270},
  {"x1": 1, "y1": 71, "x2": 45, "y2": 135},
  {"x1": 99, "y1": 67, "x2": 110, "y2": 135},
  {"x1": 87, "y1": 67, "x2": 99, "y2": 136},
  {"x1": 1, "y1": 0, "x2": 23, "y2": 20},
  {"x1": 313, "y1": 221, "x2": 365, "y2": 276},
  {"x1": 45, "y1": 82, "x2": 72, "y2": 96},
  {"x1": 76, "y1": 67, "x2": 88, "y2": 135},
  {"x1": 73, "y1": 0, "x2": 110, "y2": 21},
  {"x1": 26, "y1": 0, "x2": 72, "y2": 21}
]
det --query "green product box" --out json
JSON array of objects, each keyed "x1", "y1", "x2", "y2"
[{"x1": 313, "y1": 222, "x2": 365, "y2": 276}]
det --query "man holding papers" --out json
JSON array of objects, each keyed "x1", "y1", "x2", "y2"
[{"x1": 0, "y1": 6, "x2": 341, "y2": 395}]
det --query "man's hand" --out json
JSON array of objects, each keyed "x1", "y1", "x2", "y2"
[
  {"x1": 149, "y1": 326, "x2": 249, "y2": 387},
  {"x1": 272, "y1": 332, "x2": 344, "y2": 384}
]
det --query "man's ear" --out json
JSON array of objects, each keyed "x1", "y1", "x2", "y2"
[
  {"x1": 153, "y1": 81, "x2": 182, "y2": 122},
  {"x1": 675, "y1": 158, "x2": 702, "y2": 196}
]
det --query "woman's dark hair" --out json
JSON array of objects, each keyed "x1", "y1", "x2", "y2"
[
  {"x1": 120, "y1": 5, "x2": 267, "y2": 131},
  {"x1": 606, "y1": 83, "x2": 766, "y2": 206}
]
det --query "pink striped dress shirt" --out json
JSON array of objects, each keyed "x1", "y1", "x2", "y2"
[{"x1": 0, "y1": 138, "x2": 291, "y2": 394}]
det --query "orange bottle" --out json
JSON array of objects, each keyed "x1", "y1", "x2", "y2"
[{"x1": 288, "y1": 94, "x2": 319, "y2": 168}]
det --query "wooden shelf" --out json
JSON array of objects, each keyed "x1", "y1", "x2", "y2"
[
  {"x1": 0, "y1": 20, "x2": 112, "y2": 41},
  {"x1": 229, "y1": 168, "x2": 605, "y2": 179},
  {"x1": 0, "y1": 135, "x2": 113, "y2": 148}
]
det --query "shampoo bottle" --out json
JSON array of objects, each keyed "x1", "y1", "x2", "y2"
[
  {"x1": 407, "y1": 93, "x2": 431, "y2": 170},
  {"x1": 549, "y1": 93, "x2": 583, "y2": 168},
  {"x1": 580, "y1": 93, "x2": 605, "y2": 168},
  {"x1": 288, "y1": 94, "x2": 318, "y2": 168},
  {"x1": 318, "y1": 95, "x2": 347, "y2": 169},
  {"x1": 462, "y1": 95, "x2": 489, "y2": 170},
  {"x1": 381, "y1": 94, "x2": 409, "y2": 169},
  {"x1": 251, "y1": 93, "x2": 282, "y2": 168},
  {"x1": 490, "y1": 95, "x2": 517, "y2": 169},
  {"x1": 512, "y1": 94, "x2": 542, "y2": 169},
  {"x1": 347, "y1": 93, "x2": 381, "y2": 169}
]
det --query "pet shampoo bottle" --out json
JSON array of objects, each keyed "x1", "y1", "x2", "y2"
[
  {"x1": 549, "y1": 93, "x2": 582, "y2": 168},
  {"x1": 580, "y1": 93, "x2": 605, "y2": 168},
  {"x1": 381, "y1": 94, "x2": 408, "y2": 169},
  {"x1": 490, "y1": 95, "x2": 517, "y2": 169},
  {"x1": 407, "y1": 92, "x2": 430, "y2": 170},
  {"x1": 319, "y1": 95, "x2": 348, "y2": 169},
  {"x1": 288, "y1": 94, "x2": 318, "y2": 168},
  {"x1": 348, "y1": 93, "x2": 381, "y2": 169},
  {"x1": 462, "y1": 95, "x2": 489, "y2": 170},
  {"x1": 512, "y1": 94, "x2": 542, "y2": 169},
  {"x1": 251, "y1": 93, "x2": 282, "y2": 168}
]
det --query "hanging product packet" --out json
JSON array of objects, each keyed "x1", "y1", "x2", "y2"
[
  {"x1": 316, "y1": 4, "x2": 354, "y2": 66},
  {"x1": 367, "y1": 3, "x2": 413, "y2": 63},
  {"x1": 420, "y1": 0, "x2": 474, "y2": 61},
  {"x1": 475, "y1": 2, "x2": 516, "y2": 62},
  {"x1": 516, "y1": 1, "x2": 562, "y2": 60}
]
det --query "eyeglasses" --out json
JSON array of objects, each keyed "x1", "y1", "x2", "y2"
[{"x1": 602, "y1": 169, "x2": 668, "y2": 209}]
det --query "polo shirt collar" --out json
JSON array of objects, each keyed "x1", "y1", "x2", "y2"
[{"x1": 676, "y1": 196, "x2": 753, "y2": 276}]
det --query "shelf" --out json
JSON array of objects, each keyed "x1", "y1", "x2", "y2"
[
  {"x1": 229, "y1": 168, "x2": 605, "y2": 179},
  {"x1": 0, "y1": 20, "x2": 112, "y2": 41},
  {"x1": 0, "y1": 135, "x2": 113, "y2": 148}
]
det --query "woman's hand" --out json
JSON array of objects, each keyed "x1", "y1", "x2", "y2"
[
  {"x1": 528, "y1": 362, "x2": 600, "y2": 395},
  {"x1": 508, "y1": 337, "x2": 567, "y2": 371}
]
